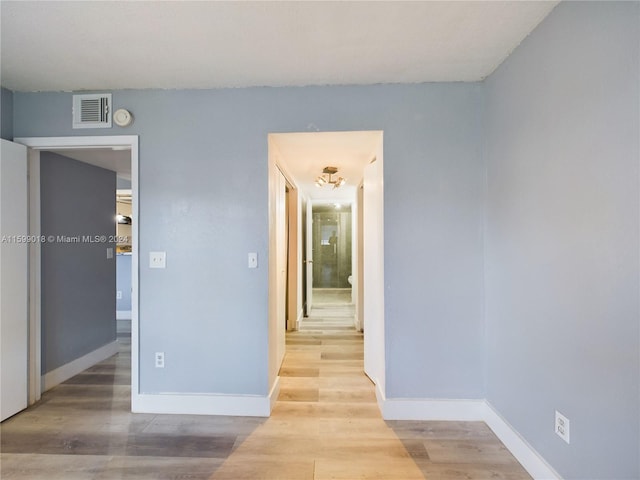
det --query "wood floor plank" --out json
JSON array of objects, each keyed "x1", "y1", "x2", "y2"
[{"x1": 0, "y1": 293, "x2": 531, "y2": 479}]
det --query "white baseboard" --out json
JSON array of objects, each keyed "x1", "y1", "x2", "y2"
[
  {"x1": 374, "y1": 381, "x2": 385, "y2": 410},
  {"x1": 42, "y1": 340, "x2": 119, "y2": 391},
  {"x1": 116, "y1": 310, "x2": 132, "y2": 320},
  {"x1": 132, "y1": 386, "x2": 277, "y2": 417},
  {"x1": 268, "y1": 376, "x2": 281, "y2": 413},
  {"x1": 382, "y1": 396, "x2": 486, "y2": 421},
  {"x1": 484, "y1": 401, "x2": 561, "y2": 480}
]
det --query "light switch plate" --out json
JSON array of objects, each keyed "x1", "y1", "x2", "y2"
[
  {"x1": 106, "y1": 247, "x2": 113, "y2": 259},
  {"x1": 150, "y1": 251, "x2": 166, "y2": 269},
  {"x1": 248, "y1": 252, "x2": 258, "y2": 268}
]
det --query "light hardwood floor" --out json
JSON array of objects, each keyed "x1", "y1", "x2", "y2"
[{"x1": 1, "y1": 294, "x2": 531, "y2": 479}]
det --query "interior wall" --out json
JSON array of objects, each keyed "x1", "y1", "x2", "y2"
[
  {"x1": 40, "y1": 152, "x2": 117, "y2": 373},
  {"x1": 384, "y1": 91, "x2": 485, "y2": 399},
  {"x1": 116, "y1": 254, "x2": 132, "y2": 311},
  {"x1": 484, "y1": 2, "x2": 639, "y2": 478},
  {"x1": 13, "y1": 81, "x2": 484, "y2": 400},
  {"x1": 1, "y1": 87, "x2": 14, "y2": 140}
]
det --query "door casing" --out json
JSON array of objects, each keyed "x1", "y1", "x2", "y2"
[{"x1": 14, "y1": 135, "x2": 139, "y2": 406}]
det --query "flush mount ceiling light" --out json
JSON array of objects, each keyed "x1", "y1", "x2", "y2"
[
  {"x1": 116, "y1": 214, "x2": 132, "y2": 225},
  {"x1": 315, "y1": 166, "x2": 346, "y2": 189}
]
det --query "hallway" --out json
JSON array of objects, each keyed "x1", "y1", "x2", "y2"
[{"x1": 0, "y1": 302, "x2": 530, "y2": 479}]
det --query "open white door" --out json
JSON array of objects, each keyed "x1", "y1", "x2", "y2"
[{"x1": 1, "y1": 139, "x2": 29, "y2": 421}]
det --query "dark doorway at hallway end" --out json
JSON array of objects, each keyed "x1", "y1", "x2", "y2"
[{"x1": 312, "y1": 205, "x2": 352, "y2": 289}]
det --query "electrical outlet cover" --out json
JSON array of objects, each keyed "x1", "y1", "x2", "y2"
[{"x1": 555, "y1": 410, "x2": 570, "y2": 444}]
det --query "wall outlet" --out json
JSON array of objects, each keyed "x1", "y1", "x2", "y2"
[
  {"x1": 116, "y1": 290, "x2": 123, "y2": 299},
  {"x1": 155, "y1": 352, "x2": 165, "y2": 368},
  {"x1": 149, "y1": 251, "x2": 166, "y2": 269},
  {"x1": 555, "y1": 410, "x2": 570, "y2": 444}
]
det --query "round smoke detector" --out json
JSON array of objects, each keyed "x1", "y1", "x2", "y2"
[{"x1": 113, "y1": 108, "x2": 133, "y2": 127}]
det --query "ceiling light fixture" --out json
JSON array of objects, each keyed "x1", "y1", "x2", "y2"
[{"x1": 315, "y1": 166, "x2": 346, "y2": 189}]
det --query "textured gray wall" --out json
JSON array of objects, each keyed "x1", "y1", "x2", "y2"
[
  {"x1": 484, "y1": 2, "x2": 639, "y2": 478},
  {"x1": 116, "y1": 254, "x2": 132, "y2": 311},
  {"x1": 40, "y1": 152, "x2": 117, "y2": 373},
  {"x1": 1, "y1": 87, "x2": 13, "y2": 140},
  {"x1": 14, "y1": 83, "x2": 485, "y2": 397},
  {"x1": 116, "y1": 177, "x2": 131, "y2": 190},
  {"x1": 8, "y1": 3, "x2": 639, "y2": 476}
]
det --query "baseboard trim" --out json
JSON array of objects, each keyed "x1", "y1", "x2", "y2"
[
  {"x1": 116, "y1": 310, "x2": 132, "y2": 320},
  {"x1": 374, "y1": 381, "x2": 385, "y2": 412},
  {"x1": 296, "y1": 309, "x2": 304, "y2": 331},
  {"x1": 268, "y1": 376, "x2": 281, "y2": 413},
  {"x1": 484, "y1": 401, "x2": 561, "y2": 480},
  {"x1": 132, "y1": 387, "x2": 277, "y2": 417},
  {"x1": 42, "y1": 340, "x2": 119, "y2": 391},
  {"x1": 382, "y1": 396, "x2": 486, "y2": 421}
]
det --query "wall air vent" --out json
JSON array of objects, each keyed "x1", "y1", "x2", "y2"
[{"x1": 72, "y1": 93, "x2": 112, "y2": 129}]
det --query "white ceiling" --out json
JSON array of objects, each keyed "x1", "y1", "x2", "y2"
[
  {"x1": 47, "y1": 148, "x2": 131, "y2": 180},
  {"x1": 2, "y1": 1, "x2": 558, "y2": 203},
  {"x1": 271, "y1": 131, "x2": 382, "y2": 204},
  {"x1": 1, "y1": 1, "x2": 558, "y2": 92}
]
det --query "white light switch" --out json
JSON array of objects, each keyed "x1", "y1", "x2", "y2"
[
  {"x1": 248, "y1": 252, "x2": 258, "y2": 268},
  {"x1": 106, "y1": 247, "x2": 113, "y2": 259},
  {"x1": 150, "y1": 251, "x2": 166, "y2": 269}
]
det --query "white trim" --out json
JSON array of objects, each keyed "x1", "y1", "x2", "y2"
[
  {"x1": 268, "y1": 376, "x2": 281, "y2": 413},
  {"x1": 374, "y1": 380, "x2": 385, "y2": 411},
  {"x1": 27, "y1": 149, "x2": 42, "y2": 405},
  {"x1": 131, "y1": 377, "x2": 280, "y2": 417},
  {"x1": 381, "y1": 396, "x2": 486, "y2": 421},
  {"x1": 484, "y1": 401, "x2": 562, "y2": 480},
  {"x1": 116, "y1": 310, "x2": 132, "y2": 320},
  {"x1": 14, "y1": 136, "x2": 139, "y2": 411},
  {"x1": 132, "y1": 390, "x2": 275, "y2": 417},
  {"x1": 296, "y1": 309, "x2": 303, "y2": 331},
  {"x1": 42, "y1": 341, "x2": 119, "y2": 391}
]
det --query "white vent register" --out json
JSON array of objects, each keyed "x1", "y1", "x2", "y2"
[{"x1": 72, "y1": 93, "x2": 112, "y2": 129}]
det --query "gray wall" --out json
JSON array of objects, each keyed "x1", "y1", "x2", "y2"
[
  {"x1": 116, "y1": 176, "x2": 131, "y2": 190},
  {"x1": 40, "y1": 152, "x2": 117, "y2": 373},
  {"x1": 1, "y1": 87, "x2": 13, "y2": 140},
  {"x1": 8, "y1": 3, "x2": 638, "y2": 476},
  {"x1": 116, "y1": 254, "x2": 132, "y2": 311},
  {"x1": 484, "y1": 2, "x2": 639, "y2": 479},
  {"x1": 14, "y1": 83, "x2": 485, "y2": 397}
]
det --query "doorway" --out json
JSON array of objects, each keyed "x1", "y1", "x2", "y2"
[
  {"x1": 308, "y1": 203, "x2": 354, "y2": 326},
  {"x1": 13, "y1": 135, "x2": 138, "y2": 406},
  {"x1": 312, "y1": 204, "x2": 352, "y2": 289},
  {"x1": 267, "y1": 130, "x2": 385, "y2": 407}
]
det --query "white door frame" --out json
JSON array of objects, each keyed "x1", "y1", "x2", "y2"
[
  {"x1": 13, "y1": 135, "x2": 139, "y2": 406},
  {"x1": 305, "y1": 197, "x2": 313, "y2": 311},
  {"x1": 268, "y1": 130, "x2": 384, "y2": 410}
]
